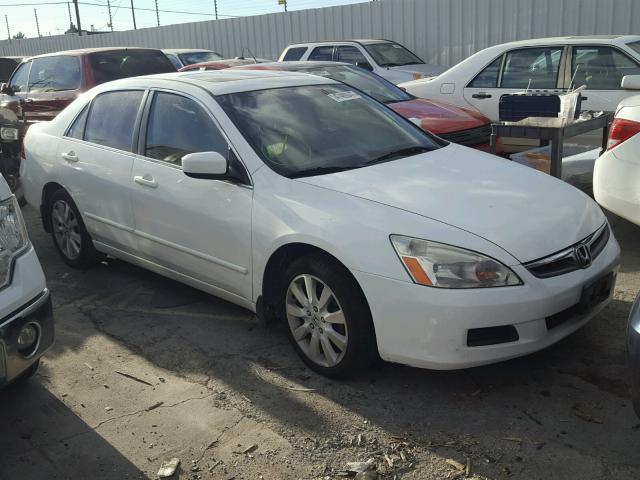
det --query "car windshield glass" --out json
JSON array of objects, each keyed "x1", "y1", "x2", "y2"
[
  {"x1": 178, "y1": 51, "x2": 223, "y2": 66},
  {"x1": 216, "y1": 84, "x2": 441, "y2": 178},
  {"x1": 303, "y1": 65, "x2": 411, "y2": 103},
  {"x1": 89, "y1": 50, "x2": 176, "y2": 85},
  {"x1": 364, "y1": 42, "x2": 424, "y2": 67},
  {"x1": 627, "y1": 41, "x2": 640, "y2": 56}
]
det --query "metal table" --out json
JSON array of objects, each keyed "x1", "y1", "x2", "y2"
[{"x1": 489, "y1": 112, "x2": 613, "y2": 178}]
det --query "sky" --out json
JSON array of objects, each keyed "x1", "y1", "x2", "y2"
[{"x1": 1, "y1": 0, "x2": 368, "y2": 39}]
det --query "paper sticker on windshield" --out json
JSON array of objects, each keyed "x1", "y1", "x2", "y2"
[{"x1": 327, "y1": 91, "x2": 361, "y2": 102}]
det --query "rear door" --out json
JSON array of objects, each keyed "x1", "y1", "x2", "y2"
[
  {"x1": 24, "y1": 55, "x2": 81, "y2": 123},
  {"x1": 569, "y1": 45, "x2": 640, "y2": 113},
  {"x1": 463, "y1": 46, "x2": 565, "y2": 121},
  {"x1": 56, "y1": 89, "x2": 144, "y2": 253}
]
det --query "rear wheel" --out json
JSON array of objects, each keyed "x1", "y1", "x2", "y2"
[
  {"x1": 280, "y1": 253, "x2": 376, "y2": 378},
  {"x1": 48, "y1": 189, "x2": 103, "y2": 268}
]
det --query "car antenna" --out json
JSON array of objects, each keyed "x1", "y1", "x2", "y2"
[{"x1": 244, "y1": 47, "x2": 258, "y2": 63}]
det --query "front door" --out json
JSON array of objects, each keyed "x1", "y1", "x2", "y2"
[{"x1": 130, "y1": 90, "x2": 253, "y2": 300}]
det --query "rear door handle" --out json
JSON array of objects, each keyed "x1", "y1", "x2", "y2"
[
  {"x1": 134, "y1": 175, "x2": 158, "y2": 188},
  {"x1": 472, "y1": 93, "x2": 492, "y2": 99},
  {"x1": 61, "y1": 151, "x2": 78, "y2": 162}
]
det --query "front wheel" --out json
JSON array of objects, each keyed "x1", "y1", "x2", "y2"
[{"x1": 281, "y1": 253, "x2": 377, "y2": 378}]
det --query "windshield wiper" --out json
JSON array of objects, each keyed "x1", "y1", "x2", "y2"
[
  {"x1": 289, "y1": 165, "x2": 360, "y2": 179},
  {"x1": 364, "y1": 146, "x2": 432, "y2": 166}
]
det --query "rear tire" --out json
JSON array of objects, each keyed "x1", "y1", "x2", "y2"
[
  {"x1": 279, "y1": 252, "x2": 377, "y2": 378},
  {"x1": 48, "y1": 189, "x2": 103, "y2": 269}
]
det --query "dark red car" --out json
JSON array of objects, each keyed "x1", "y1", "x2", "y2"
[
  {"x1": 232, "y1": 61, "x2": 502, "y2": 153},
  {"x1": 178, "y1": 57, "x2": 270, "y2": 72}
]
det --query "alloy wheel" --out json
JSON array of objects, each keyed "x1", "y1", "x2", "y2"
[
  {"x1": 52, "y1": 199, "x2": 81, "y2": 260},
  {"x1": 285, "y1": 274, "x2": 348, "y2": 367}
]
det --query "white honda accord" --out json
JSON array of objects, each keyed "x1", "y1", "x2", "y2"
[{"x1": 21, "y1": 70, "x2": 620, "y2": 377}]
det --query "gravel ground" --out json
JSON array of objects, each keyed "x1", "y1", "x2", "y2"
[{"x1": 1, "y1": 206, "x2": 639, "y2": 480}]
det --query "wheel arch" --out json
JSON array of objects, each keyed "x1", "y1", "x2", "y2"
[{"x1": 40, "y1": 181, "x2": 67, "y2": 233}]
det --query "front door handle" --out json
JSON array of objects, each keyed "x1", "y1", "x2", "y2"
[
  {"x1": 134, "y1": 175, "x2": 158, "y2": 188},
  {"x1": 61, "y1": 151, "x2": 78, "y2": 162},
  {"x1": 472, "y1": 93, "x2": 492, "y2": 99}
]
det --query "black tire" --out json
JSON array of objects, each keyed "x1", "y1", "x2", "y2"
[
  {"x1": 13, "y1": 359, "x2": 40, "y2": 384},
  {"x1": 279, "y1": 252, "x2": 377, "y2": 378},
  {"x1": 48, "y1": 189, "x2": 103, "y2": 269}
]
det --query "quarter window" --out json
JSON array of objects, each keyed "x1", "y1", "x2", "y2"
[
  {"x1": 501, "y1": 47, "x2": 562, "y2": 89},
  {"x1": 8, "y1": 62, "x2": 30, "y2": 93},
  {"x1": 308, "y1": 46, "x2": 335, "y2": 61},
  {"x1": 144, "y1": 92, "x2": 228, "y2": 166},
  {"x1": 335, "y1": 46, "x2": 367, "y2": 65},
  {"x1": 572, "y1": 46, "x2": 640, "y2": 90},
  {"x1": 468, "y1": 56, "x2": 502, "y2": 88},
  {"x1": 28, "y1": 56, "x2": 80, "y2": 93},
  {"x1": 282, "y1": 47, "x2": 308, "y2": 61},
  {"x1": 66, "y1": 105, "x2": 89, "y2": 140},
  {"x1": 84, "y1": 90, "x2": 144, "y2": 151}
]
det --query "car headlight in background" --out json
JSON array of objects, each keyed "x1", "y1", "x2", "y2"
[
  {"x1": 0, "y1": 127, "x2": 19, "y2": 141},
  {"x1": 390, "y1": 235, "x2": 522, "y2": 288},
  {"x1": 0, "y1": 196, "x2": 29, "y2": 289}
]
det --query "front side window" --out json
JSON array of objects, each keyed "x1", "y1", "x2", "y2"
[
  {"x1": 282, "y1": 47, "x2": 308, "y2": 61},
  {"x1": 8, "y1": 62, "x2": 30, "y2": 93},
  {"x1": 217, "y1": 84, "x2": 441, "y2": 178},
  {"x1": 363, "y1": 42, "x2": 424, "y2": 67},
  {"x1": 308, "y1": 46, "x2": 335, "y2": 62},
  {"x1": 89, "y1": 50, "x2": 176, "y2": 85},
  {"x1": 468, "y1": 56, "x2": 502, "y2": 88},
  {"x1": 165, "y1": 54, "x2": 182, "y2": 70},
  {"x1": 178, "y1": 51, "x2": 223, "y2": 66},
  {"x1": 28, "y1": 56, "x2": 81, "y2": 93},
  {"x1": 0, "y1": 59, "x2": 19, "y2": 84},
  {"x1": 501, "y1": 47, "x2": 562, "y2": 89},
  {"x1": 84, "y1": 90, "x2": 144, "y2": 151},
  {"x1": 335, "y1": 46, "x2": 368, "y2": 65},
  {"x1": 305, "y1": 65, "x2": 411, "y2": 103},
  {"x1": 572, "y1": 46, "x2": 640, "y2": 90},
  {"x1": 145, "y1": 92, "x2": 228, "y2": 166}
]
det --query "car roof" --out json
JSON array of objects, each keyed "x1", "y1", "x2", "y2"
[
  {"x1": 287, "y1": 39, "x2": 393, "y2": 47},
  {"x1": 162, "y1": 48, "x2": 217, "y2": 54},
  {"x1": 243, "y1": 61, "x2": 351, "y2": 69},
  {"x1": 497, "y1": 35, "x2": 640, "y2": 48},
  {"x1": 96, "y1": 69, "x2": 338, "y2": 96},
  {"x1": 26, "y1": 47, "x2": 164, "y2": 59}
]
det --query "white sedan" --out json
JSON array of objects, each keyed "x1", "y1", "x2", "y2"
[
  {"x1": 400, "y1": 35, "x2": 640, "y2": 121},
  {"x1": 594, "y1": 76, "x2": 640, "y2": 226},
  {"x1": 21, "y1": 70, "x2": 620, "y2": 377}
]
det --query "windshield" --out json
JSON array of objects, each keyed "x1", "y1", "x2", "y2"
[
  {"x1": 302, "y1": 65, "x2": 412, "y2": 103},
  {"x1": 364, "y1": 42, "x2": 424, "y2": 67},
  {"x1": 628, "y1": 41, "x2": 640, "y2": 56},
  {"x1": 216, "y1": 84, "x2": 441, "y2": 178},
  {"x1": 178, "y1": 51, "x2": 224, "y2": 66}
]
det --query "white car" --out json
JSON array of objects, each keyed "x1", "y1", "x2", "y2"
[
  {"x1": 162, "y1": 49, "x2": 224, "y2": 69},
  {"x1": 278, "y1": 39, "x2": 446, "y2": 84},
  {"x1": 0, "y1": 174, "x2": 53, "y2": 387},
  {"x1": 400, "y1": 35, "x2": 640, "y2": 121},
  {"x1": 22, "y1": 70, "x2": 620, "y2": 377},
  {"x1": 593, "y1": 75, "x2": 640, "y2": 226}
]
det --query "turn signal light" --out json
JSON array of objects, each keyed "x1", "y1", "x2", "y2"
[{"x1": 607, "y1": 118, "x2": 640, "y2": 151}]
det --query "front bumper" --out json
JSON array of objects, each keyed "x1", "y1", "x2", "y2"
[
  {"x1": 355, "y1": 231, "x2": 620, "y2": 370},
  {"x1": 0, "y1": 289, "x2": 54, "y2": 387},
  {"x1": 627, "y1": 293, "x2": 640, "y2": 418}
]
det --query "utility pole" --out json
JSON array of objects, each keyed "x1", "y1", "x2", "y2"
[
  {"x1": 154, "y1": 0, "x2": 160, "y2": 26},
  {"x1": 73, "y1": 0, "x2": 82, "y2": 35},
  {"x1": 67, "y1": 2, "x2": 73, "y2": 28},
  {"x1": 284, "y1": 0, "x2": 287, "y2": 12},
  {"x1": 4, "y1": 15, "x2": 10, "y2": 42},
  {"x1": 214, "y1": 0, "x2": 218, "y2": 20},
  {"x1": 107, "y1": 0, "x2": 113, "y2": 31},
  {"x1": 130, "y1": 0, "x2": 137, "y2": 29},
  {"x1": 34, "y1": 9, "x2": 42, "y2": 37}
]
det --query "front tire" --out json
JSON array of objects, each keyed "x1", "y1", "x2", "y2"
[
  {"x1": 280, "y1": 253, "x2": 376, "y2": 378},
  {"x1": 48, "y1": 189, "x2": 102, "y2": 268}
]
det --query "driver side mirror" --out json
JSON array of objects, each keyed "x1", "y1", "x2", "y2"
[
  {"x1": 355, "y1": 61, "x2": 373, "y2": 72},
  {"x1": 182, "y1": 151, "x2": 228, "y2": 180},
  {"x1": 622, "y1": 75, "x2": 640, "y2": 90},
  {"x1": 0, "y1": 83, "x2": 14, "y2": 95}
]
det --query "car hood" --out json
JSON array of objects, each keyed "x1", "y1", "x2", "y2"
[
  {"x1": 389, "y1": 63, "x2": 447, "y2": 78},
  {"x1": 389, "y1": 98, "x2": 489, "y2": 134},
  {"x1": 297, "y1": 144, "x2": 605, "y2": 264}
]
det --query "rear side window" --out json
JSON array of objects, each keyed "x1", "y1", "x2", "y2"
[
  {"x1": 144, "y1": 92, "x2": 228, "y2": 166},
  {"x1": 309, "y1": 46, "x2": 335, "y2": 61},
  {"x1": 468, "y1": 56, "x2": 502, "y2": 88},
  {"x1": 28, "y1": 56, "x2": 81, "y2": 92},
  {"x1": 572, "y1": 46, "x2": 640, "y2": 90},
  {"x1": 282, "y1": 47, "x2": 308, "y2": 61},
  {"x1": 8, "y1": 62, "x2": 29, "y2": 93},
  {"x1": 85, "y1": 91, "x2": 144, "y2": 151},
  {"x1": 89, "y1": 50, "x2": 176, "y2": 85},
  {"x1": 66, "y1": 105, "x2": 89, "y2": 140}
]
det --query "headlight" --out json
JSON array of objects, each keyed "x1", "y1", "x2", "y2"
[
  {"x1": 0, "y1": 195, "x2": 29, "y2": 288},
  {"x1": 390, "y1": 235, "x2": 522, "y2": 288},
  {"x1": 0, "y1": 127, "x2": 19, "y2": 141}
]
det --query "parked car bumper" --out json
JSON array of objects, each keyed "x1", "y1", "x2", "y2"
[
  {"x1": 354, "y1": 232, "x2": 620, "y2": 370},
  {"x1": 627, "y1": 293, "x2": 640, "y2": 417},
  {"x1": 594, "y1": 150, "x2": 640, "y2": 226}
]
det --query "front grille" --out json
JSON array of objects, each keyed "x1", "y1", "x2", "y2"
[
  {"x1": 524, "y1": 224, "x2": 610, "y2": 279},
  {"x1": 438, "y1": 124, "x2": 491, "y2": 147},
  {"x1": 467, "y1": 325, "x2": 519, "y2": 347}
]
